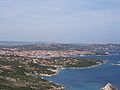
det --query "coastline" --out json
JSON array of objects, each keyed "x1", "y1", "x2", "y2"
[
  {"x1": 41, "y1": 61, "x2": 105, "y2": 77},
  {"x1": 41, "y1": 62, "x2": 105, "y2": 90},
  {"x1": 37, "y1": 58, "x2": 106, "y2": 90},
  {"x1": 83, "y1": 53, "x2": 119, "y2": 57}
]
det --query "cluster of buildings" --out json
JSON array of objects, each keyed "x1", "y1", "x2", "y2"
[{"x1": 0, "y1": 48, "x2": 94, "y2": 58}]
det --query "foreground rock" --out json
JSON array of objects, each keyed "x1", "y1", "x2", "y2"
[{"x1": 101, "y1": 83, "x2": 118, "y2": 90}]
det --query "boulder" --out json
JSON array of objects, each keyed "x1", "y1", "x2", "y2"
[{"x1": 101, "y1": 83, "x2": 118, "y2": 90}]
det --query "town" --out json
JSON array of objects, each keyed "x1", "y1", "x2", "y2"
[{"x1": 0, "y1": 48, "x2": 95, "y2": 58}]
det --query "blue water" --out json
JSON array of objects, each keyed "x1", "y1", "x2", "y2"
[{"x1": 45, "y1": 52, "x2": 120, "y2": 90}]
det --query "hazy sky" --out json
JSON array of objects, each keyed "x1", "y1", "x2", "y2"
[{"x1": 0, "y1": 0, "x2": 120, "y2": 43}]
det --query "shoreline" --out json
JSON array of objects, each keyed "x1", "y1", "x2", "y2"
[
  {"x1": 61, "y1": 60, "x2": 106, "y2": 70},
  {"x1": 41, "y1": 61, "x2": 105, "y2": 77},
  {"x1": 41, "y1": 62, "x2": 104, "y2": 90},
  {"x1": 82, "y1": 53, "x2": 119, "y2": 57},
  {"x1": 39, "y1": 59, "x2": 106, "y2": 90}
]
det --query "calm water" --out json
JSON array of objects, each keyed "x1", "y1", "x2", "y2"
[{"x1": 45, "y1": 52, "x2": 120, "y2": 90}]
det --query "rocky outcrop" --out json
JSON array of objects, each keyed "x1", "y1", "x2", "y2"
[{"x1": 101, "y1": 83, "x2": 118, "y2": 90}]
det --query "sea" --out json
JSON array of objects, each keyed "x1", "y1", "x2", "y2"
[{"x1": 45, "y1": 51, "x2": 120, "y2": 90}]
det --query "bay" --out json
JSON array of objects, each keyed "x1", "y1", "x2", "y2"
[{"x1": 45, "y1": 52, "x2": 120, "y2": 90}]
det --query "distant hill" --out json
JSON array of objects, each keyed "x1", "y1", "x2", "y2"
[
  {"x1": 0, "y1": 41, "x2": 48, "y2": 46},
  {"x1": 8, "y1": 43, "x2": 78, "y2": 50},
  {"x1": 0, "y1": 41, "x2": 120, "y2": 51}
]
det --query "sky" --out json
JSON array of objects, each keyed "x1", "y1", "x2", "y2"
[{"x1": 0, "y1": 0, "x2": 120, "y2": 43}]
